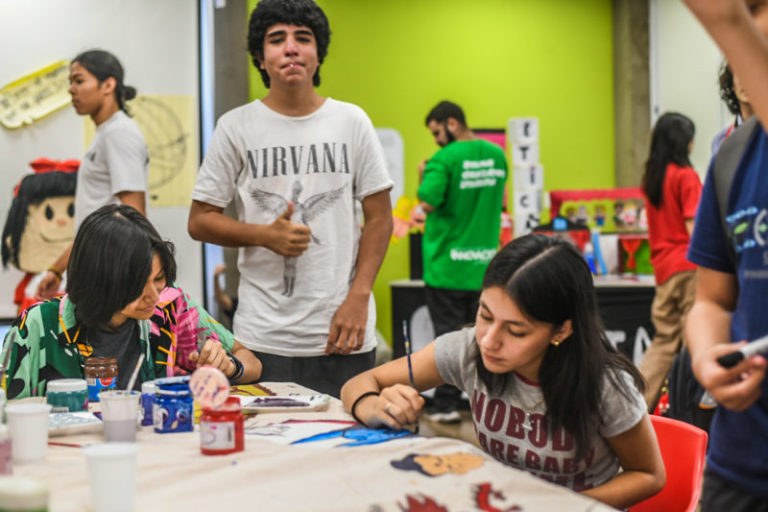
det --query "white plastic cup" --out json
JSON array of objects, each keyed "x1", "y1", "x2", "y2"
[
  {"x1": 99, "y1": 390, "x2": 140, "y2": 442},
  {"x1": 84, "y1": 443, "x2": 139, "y2": 512},
  {"x1": 4, "y1": 403, "x2": 52, "y2": 464}
]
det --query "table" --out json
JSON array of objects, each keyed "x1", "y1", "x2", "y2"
[{"x1": 14, "y1": 382, "x2": 616, "y2": 511}]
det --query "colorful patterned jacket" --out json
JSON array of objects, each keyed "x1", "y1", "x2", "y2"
[{"x1": 0, "y1": 286, "x2": 234, "y2": 399}]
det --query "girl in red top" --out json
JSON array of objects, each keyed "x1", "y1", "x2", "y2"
[{"x1": 639, "y1": 112, "x2": 702, "y2": 410}]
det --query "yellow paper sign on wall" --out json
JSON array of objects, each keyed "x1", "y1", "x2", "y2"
[{"x1": 0, "y1": 60, "x2": 71, "y2": 129}]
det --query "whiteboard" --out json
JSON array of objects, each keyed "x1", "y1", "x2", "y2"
[
  {"x1": 649, "y1": 0, "x2": 730, "y2": 178},
  {"x1": 0, "y1": 0, "x2": 200, "y2": 318}
]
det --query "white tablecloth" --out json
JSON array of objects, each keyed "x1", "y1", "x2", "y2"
[{"x1": 12, "y1": 382, "x2": 616, "y2": 511}]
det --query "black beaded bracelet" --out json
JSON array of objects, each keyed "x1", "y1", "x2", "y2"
[
  {"x1": 350, "y1": 391, "x2": 379, "y2": 425},
  {"x1": 227, "y1": 353, "x2": 245, "y2": 382}
]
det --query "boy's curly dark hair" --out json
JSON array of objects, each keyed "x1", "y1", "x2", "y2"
[
  {"x1": 718, "y1": 63, "x2": 741, "y2": 117},
  {"x1": 247, "y1": 0, "x2": 331, "y2": 88}
]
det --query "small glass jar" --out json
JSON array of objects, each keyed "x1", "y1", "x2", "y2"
[
  {"x1": 199, "y1": 396, "x2": 244, "y2": 456},
  {"x1": 46, "y1": 379, "x2": 88, "y2": 412},
  {"x1": 0, "y1": 476, "x2": 48, "y2": 511},
  {"x1": 140, "y1": 380, "x2": 156, "y2": 426},
  {"x1": 84, "y1": 357, "x2": 118, "y2": 403},
  {"x1": 153, "y1": 376, "x2": 193, "y2": 433},
  {"x1": 0, "y1": 424, "x2": 11, "y2": 476}
]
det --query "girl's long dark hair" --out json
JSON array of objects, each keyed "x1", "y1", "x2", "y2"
[
  {"x1": 642, "y1": 112, "x2": 695, "y2": 208},
  {"x1": 475, "y1": 234, "x2": 644, "y2": 458}
]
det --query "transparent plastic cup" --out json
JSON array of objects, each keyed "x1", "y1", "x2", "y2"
[
  {"x1": 5, "y1": 403, "x2": 52, "y2": 463},
  {"x1": 84, "y1": 443, "x2": 140, "y2": 512},
  {"x1": 99, "y1": 390, "x2": 140, "y2": 442}
]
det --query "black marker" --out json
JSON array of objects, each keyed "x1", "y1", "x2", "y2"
[{"x1": 717, "y1": 335, "x2": 768, "y2": 368}]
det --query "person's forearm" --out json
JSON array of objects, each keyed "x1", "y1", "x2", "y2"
[
  {"x1": 348, "y1": 214, "x2": 393, "y2": 296},
  {"x1": 340, "y1": 371, "x2": 382, "y2": 413},
  {"x1": 52, "y1": 245, "x2": 72, "y2": 274},
  {"x1": 581, "y1": 471, "x2": 664, "y2": 510},
  {"x1": 686, "y1": 300, "x2": 732, "y2": 372},
  {"x1": 188, "y1": 204, "x2": 268, "y2": 247},
  {"x1": 117, "y1": 190, "x2": 146, "y2": 215},
  {"x1": 231, "y1": 345, "x2": 262, "y2": 383}
]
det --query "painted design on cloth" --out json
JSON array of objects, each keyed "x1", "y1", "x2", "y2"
[
  {"x1": 245, "y1": 419, "x2": 414, "y2": 447},
  {"x1": 250, "y1": 180, "x2": 346, "y2": 296},
  {"x1": 396, "y1": 494, "x2": 449, "y2": 512},
  {"x1": 390, "y1": 452, "x2": 485, "y2": 477},
  {"x1": 473, "y1": 483, "x2": 523, "y2": 512},
  {"x1": 292, "y1": 424, "x2": 413, "y2": 447}
]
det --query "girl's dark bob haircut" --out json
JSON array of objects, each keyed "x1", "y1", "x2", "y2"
[{"x1": 66, "y1": 204, "x2": 176, "y2": 328}]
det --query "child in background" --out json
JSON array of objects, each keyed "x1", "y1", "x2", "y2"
[
  {"x1": 638, "y1": 112, "x2": 702, "y2": 410},
  {"x1": 341, "y1": 234, "x2": 665, "y2": 510}
]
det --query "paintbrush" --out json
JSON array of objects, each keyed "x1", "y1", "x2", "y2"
[
  {"x1": 402, "y1": 320, "x2": 419, "y2": 434},
  {"x1": 125, "y1": 353, "x2": 145, "y2": 392}
]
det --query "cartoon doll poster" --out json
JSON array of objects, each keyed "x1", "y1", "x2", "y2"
[{"x1": 2, "y1": 158, "x2": 78, "y2": 313}]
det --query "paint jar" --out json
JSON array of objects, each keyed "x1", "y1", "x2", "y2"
[
  {"x1": 84, "y1": 357, "x2": 118, "y2": 403},
  {"x1": 140, "y1": 380, "x2": 156, "y2": 426},
  {"x1": 0, "y1": 476, "x2": 48, "y2": 511},
  {"x1": 153, "y1": 376, "x2": 193, "y2": 433},
  {"x1": 199, "y1": 396, "x2": 244, "y2": 456},
  {"x1": 0, "y1": 424, "x2": 11, "y2": 476},
  {"x1": 46, "y1": 379, "x2": 88, "y2": 412}
]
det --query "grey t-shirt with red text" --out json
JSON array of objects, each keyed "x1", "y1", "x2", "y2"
[{"x1": 434, "y1": 327, "x2": 646, "y2": 491}]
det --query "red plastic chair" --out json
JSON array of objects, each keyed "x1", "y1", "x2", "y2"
[{"x1": 629, "y1": 415, "x2": 708, "y2": 512}]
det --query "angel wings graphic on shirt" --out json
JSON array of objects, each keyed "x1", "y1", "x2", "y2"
[{"x1": 250, "y1": 181, "x2": 346, "y2": 297}]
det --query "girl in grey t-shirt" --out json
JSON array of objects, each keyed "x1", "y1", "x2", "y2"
[{"x1": 341, "y1": 234, "x2": 665, "y2": 510}]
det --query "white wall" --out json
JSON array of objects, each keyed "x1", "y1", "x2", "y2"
[
  {"x1": 0, "y1": 0, "x2": 201, "y2": 318},
  {"x1": 650, "y1": 0, "x2": 731, "y2": 177}
]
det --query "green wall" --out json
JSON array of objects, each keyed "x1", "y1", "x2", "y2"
[{"x1": 246, "y1": 0, "x2": 616, "y2": 344}]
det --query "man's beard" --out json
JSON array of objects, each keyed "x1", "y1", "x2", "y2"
[{"x1": 440, "y1": 124, "x2": 456, "y2": 147}]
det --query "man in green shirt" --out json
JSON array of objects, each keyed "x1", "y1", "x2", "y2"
[{"x1": 418, "y1": 101, "x2": 508, "y2": 422}]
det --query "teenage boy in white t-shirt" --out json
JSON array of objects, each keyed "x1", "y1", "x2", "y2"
[{"x1": 189, "y1": 0, "x2": 393, "y2": 397}]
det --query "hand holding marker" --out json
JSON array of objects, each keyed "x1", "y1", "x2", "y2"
[{"x1": 717, "y1": 334, "x2": 768, "y2": 368}]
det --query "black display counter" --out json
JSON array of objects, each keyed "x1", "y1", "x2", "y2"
[{"x1": 391, "y1": 275, "x2": 655, "y2": 365}]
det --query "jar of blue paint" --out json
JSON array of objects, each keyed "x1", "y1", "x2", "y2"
[
  {"x1": 153, "y1": 376, "x2": 193, "y2": 433},
  {"x1": 46, "y1": 379, "x2": 88, "y2": 412}
]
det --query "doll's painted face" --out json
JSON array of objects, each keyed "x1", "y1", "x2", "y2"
[{"x1": 17, "y1": 196, "x2": 75, "y2": 273}]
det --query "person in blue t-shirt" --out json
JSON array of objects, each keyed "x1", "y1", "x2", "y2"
[{"x1": 684, "y1": 1, "x2": 768, "y2": 510}]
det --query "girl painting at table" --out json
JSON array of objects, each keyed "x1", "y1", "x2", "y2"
[
  {"x1": 1, "y1": 204, "x2": 262, "y2": 399},
  {"x1": 341, "y1": 234, "x2": 665, "y2": 510}
]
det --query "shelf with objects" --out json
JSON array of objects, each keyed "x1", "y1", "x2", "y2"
[{"x1": 540, "y1": 187, "x2": 655, "y2": 365}]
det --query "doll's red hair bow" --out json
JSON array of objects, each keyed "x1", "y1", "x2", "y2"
[
  {"x1": 29, "y1": 157, "x2": 80, "y2": 174},
  {"x1": 12, "y1": 158, "x2": 80, "y2": 197}
]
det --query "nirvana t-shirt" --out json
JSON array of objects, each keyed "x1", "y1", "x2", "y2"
[
  {"x1": 418, "y1": 139, "x2": 507, "y2": 290},
  {"x1": 191, "y1": 98, "x2": 393, "y2": 356},
  {"x1": 89, "y1": 320, "x2": 143, "y2": 391},
  {"x1": 434, "y1": 327, "x2": 646, "y2": 491}
]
